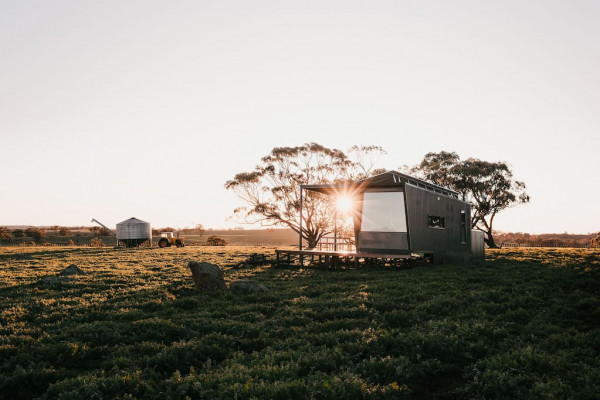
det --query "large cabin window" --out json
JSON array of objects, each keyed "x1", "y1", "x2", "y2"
[{"x1": 361, "y1": 191, "x2": 407, "y2": 232}]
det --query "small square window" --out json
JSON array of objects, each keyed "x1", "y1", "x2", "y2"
[{"x1": 428, "y1": 215, "x2": 445, "y2": 229}]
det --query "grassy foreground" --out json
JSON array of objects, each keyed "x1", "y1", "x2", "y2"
[{"x1": 0, "y1": 247, "x2": 599, "y2": 399}]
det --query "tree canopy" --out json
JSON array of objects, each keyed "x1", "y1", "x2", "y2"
[
  {"x1": 412, "y1": 151, "x2": 530, "y2": 248},
  {"x1": 225, "y1": 143, "x2": 384, "y2": 248}
]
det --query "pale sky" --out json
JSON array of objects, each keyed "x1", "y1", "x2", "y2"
[{"x1": 1, "y1": 0, "x2": 598, "y2": 234}]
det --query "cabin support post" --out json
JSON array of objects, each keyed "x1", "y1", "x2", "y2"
[
  {"x1": 299, "y1": 187, "x2": 303, "y2": 250},
  {"x1": 298, "y1": 187, "x2": 304, "y2": 266},
  {"x1": 334, "y1": 208, "x2": 338, "y2": 251}
]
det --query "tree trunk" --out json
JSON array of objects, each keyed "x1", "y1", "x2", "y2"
[
  {"x1": 306, "y1": 236, "x2": 318, "y2": 249},
  {"x1": 484, "y1": 230, "x2": 499, "y2": 248},
  {"x1": 303, "y1": 231, "x2": 320, "y2": 250}
]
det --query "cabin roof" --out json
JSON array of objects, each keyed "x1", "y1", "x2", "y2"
[{"x1": 301, "y1": 170, "x2": 459, "y2": 198}]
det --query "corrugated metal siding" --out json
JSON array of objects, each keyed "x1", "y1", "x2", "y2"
[
  {"x1": 116, "y1": 218, "x2": 152, "y2": 240},
  {"x1": 471, "y1": 230, "x2": 485, "y2": 259},
  {"x1": 405, "y1": 184, "x2": 471, "y2": 262}
]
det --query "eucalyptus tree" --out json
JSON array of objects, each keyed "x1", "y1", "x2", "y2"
[
  {"x1": 413, "y1": 151, "x2": 530, "y2": 248},
  {"x1": 225, "y1": 143, "x2": 384, "y2": 248}
]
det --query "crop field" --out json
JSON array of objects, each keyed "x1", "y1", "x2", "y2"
[{"x1": 0, "y1": 247, "x2": 599, "y2": 399}]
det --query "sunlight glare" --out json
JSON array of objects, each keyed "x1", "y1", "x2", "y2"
[{"x1": 336, "y1": 195, "x2": 353, "y2": 212}]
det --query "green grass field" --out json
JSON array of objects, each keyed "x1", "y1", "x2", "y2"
[{"x1": 1, "y1": 247, "x2": 599, "y2": 399}]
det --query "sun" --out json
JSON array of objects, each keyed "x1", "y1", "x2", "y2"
[{"x1": 336, "y1": 195, "x2": 353, "y2": 212}]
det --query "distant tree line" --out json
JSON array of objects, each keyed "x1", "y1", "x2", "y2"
[
  {"x1": 1, "y1": 225, "x2": 208, "y2": 246},
  {"x1": 179, "y1": 225, "x2": 205, "y2": 235},
  {"x1": 88, "y1": 226, "x2": 112, "y2": 236},
  {"x1": 151, "y1": 225, "x2": 205, "y2": 236},
  {"x1": 0, "y1": 227, "x2": 46, "y2": 242},
  {"x1": 495, "y1": 231, "x2": 599, "y2": 248}
]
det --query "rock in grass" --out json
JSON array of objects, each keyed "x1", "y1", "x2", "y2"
[
  {"x1": 60, "y1": 264, "x2": 87, "y2": 276},
  {"x1": 229, "y1": 280, "x2": 268, "y2": 293},
  {"x1": 188, "y1": 261, "x2": 227, "y2": 291}
]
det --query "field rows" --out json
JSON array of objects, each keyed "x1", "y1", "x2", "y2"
[{"x1": 0, "y1": 247, "x2": 599, "y2": 399}]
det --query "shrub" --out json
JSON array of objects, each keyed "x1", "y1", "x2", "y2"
[
  {"x1": 67, "y1": 239, "x2": 75, "y2": 246},
  {"x1": 0, "y1": 231, "x2": 12, "y2": 243},
  {"x1": 89, "y1": 238, "x2": 104, "y2": 247},
  {"x1": 12, "y1": 229, "x2": 24, "y2": 238},
  {"x1": 58, "y1": 227, "x2": 71, "y2": 237},
  {"x1": 591, "y1": 233, "x2": 600, "y2": 248},
  {"x1": 25, "y1": 227, "x2": 45, "y2": 242},
  {"x1": 90, "y1": 226, "x2": 111, "y2": 236},
  {"x1": 205, "y1": 235, "x2": 228, "y2": 246}
]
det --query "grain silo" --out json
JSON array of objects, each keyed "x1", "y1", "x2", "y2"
[{"x1": 116, "y1": 217, "x2": 152, "y2": 247}]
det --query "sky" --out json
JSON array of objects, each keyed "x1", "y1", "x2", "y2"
[{"x1": 1, "y1": 0, "x2": 598, "y2": 234}]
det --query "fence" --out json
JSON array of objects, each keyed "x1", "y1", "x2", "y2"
[
  {"x1": 500, "y1": 242, "x2": 592, "y2": 249},
  {"x1": 0, "y1": 241, "x2": 294, "y2": 248},
  {"x1": 315, "y1": 236, "x2": 356, "y2": 252},
  {"x1": 0, "y1": 242, "x2": 118, "y2": 248}
]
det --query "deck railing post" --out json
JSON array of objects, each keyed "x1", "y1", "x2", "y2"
[{"x1": 299, "y1": 187, "x2": 303, "y2": 250}]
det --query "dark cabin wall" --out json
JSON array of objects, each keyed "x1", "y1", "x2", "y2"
[{"x1": 405, "y1": 184, "x2": 471, "y2": 263}]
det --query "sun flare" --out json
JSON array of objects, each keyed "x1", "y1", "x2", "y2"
[{"x1": 336, "y1": 195, "x2": 353, "y2": 212}]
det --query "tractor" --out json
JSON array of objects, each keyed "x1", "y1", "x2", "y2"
[{"x1": 158, "y1": 232, "x2": 185, "y2": 248}]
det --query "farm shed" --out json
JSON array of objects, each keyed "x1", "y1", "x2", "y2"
[{"x1": 293, "y1": 171, "x2": 482, "y2": 264}]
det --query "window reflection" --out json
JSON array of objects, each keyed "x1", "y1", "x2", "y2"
[
  {"x1": 361, "y1": 192, "x2": 407, "y2": 232},
  {"x1": 428, "y1": 216, "x2": 445, "y2": 229}
]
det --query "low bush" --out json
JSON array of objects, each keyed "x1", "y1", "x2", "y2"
[
  {"x1": 25, "y1": 227, "x2": 45, "y2": 242},
  {"x1": 205, "y1": 235, "x2": 228, "y2": 246},
  {"x1": 89, "y1": 238, "x2": 104, "y2": 247},
  {"x1": 0, "y1": 231, "x2": 12, "y2": 243},
  {"x1": 12, "y1": 229, "x2": 24, "y2": 238}
]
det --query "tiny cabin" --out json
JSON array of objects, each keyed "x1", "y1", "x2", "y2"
[{"x1": 302, "y1": 171, "x2": 481, "y2": 263}]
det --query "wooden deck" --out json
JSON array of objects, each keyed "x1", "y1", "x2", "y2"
[{"x1": 274, "y1": 249, "x2": 411, "y2": 268}]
